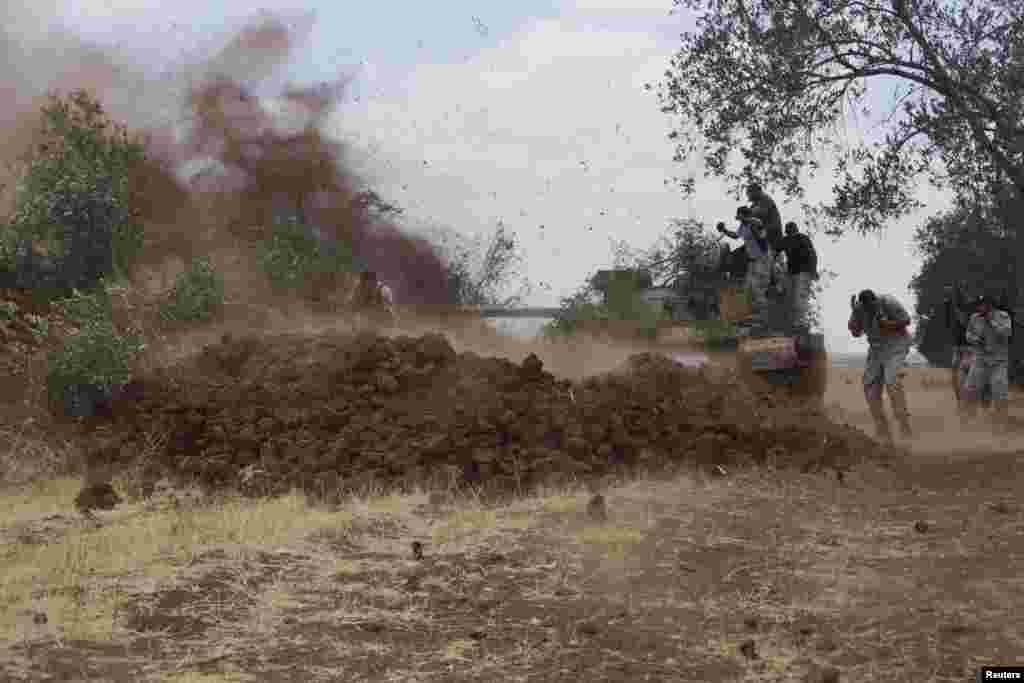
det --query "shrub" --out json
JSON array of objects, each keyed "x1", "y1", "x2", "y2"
[
  {"x1": 2, "y1": 90, "x2": 146, "y2": 287},
  {"x1": 0, "y1": 300, "x2": 18, "y2": 320},
  {"x1": 160, "y1": 257, "x2": 225, "y2": 322},
  {"x1": 544, "y1": 276, "x2": 667, "y2": 340},
  {"x1": 690, "y1": 318, "x2": 738, "y2": 349},
  {"x1": 45, "y1": 286, "x2": 144, "y2": 417},
  {"x1": 25, "y1": 314, "x2": 49, "y2": 338},
  {"x1": 257, "y1": 215, "x2": 353, "y2": 292}
]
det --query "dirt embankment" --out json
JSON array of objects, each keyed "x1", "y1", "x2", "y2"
[{"x1": 72, "y1": 330, "x2": 889, "y2": 499}]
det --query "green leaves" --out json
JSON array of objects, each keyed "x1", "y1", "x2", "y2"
[
  {"x1": 160, "y1": 257, "x2": 225, "y2": 322},
  {"x1": 3, "y1": 89, "x2": 146, "y2": 280},
  {"x1": 909, "y1": 201, "x2": 1024, "y2": 373},
  {"x1": 659, "y1": 0, "x2": 1024, "y2": 236},
  {"x1": 257, "y1": 214, "x2": 353, "y2": 292},
  {"x1": 46, "y1": 286, "x2": 145, "y2": 408}
]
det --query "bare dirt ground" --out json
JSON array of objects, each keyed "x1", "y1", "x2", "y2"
[{"x1": 1, "y1": 348, "x2": 1021, "y2": 683}]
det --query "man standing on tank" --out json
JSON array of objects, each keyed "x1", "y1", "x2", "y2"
[
  {"x1": 777, "y1": 221, "x2": 818, "y2": 328},
  {"x1": 746, "y1": 183, "x2": 783, "y2": 252}
]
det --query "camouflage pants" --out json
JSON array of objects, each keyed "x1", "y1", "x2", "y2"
[
  {"x1": 964, "y1": 356, "x2": 1009, "y2": 402},
  {"x1": 953, "y1": 347, "x2": 991, "y2": 405},
  {"x1": 788, "y1": 271, "x2": 813, "y2": 326},
  {"x1": 745, "y1": 254, "x2": 772, "y2": 308}
]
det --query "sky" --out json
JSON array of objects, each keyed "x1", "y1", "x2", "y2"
[{"x1": 48, "y1": 0, "x2": 951, "y2": 353}]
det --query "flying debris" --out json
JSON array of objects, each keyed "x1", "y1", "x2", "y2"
[{"x1": 471, "y1": 16, "x2": 489, "y2": 37}]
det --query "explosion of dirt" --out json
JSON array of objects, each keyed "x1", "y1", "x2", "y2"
[
  {"x1": 2, "y1": 9, "x2": 894, "y2": 500},
  {"x1": 75, "y1": 331, "x2": 887, "y2": 499},
  {"x1": 1, "y1": 11, "x2": 453, "y2": 312}
]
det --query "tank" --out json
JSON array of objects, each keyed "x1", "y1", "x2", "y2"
[{"x1": 653, "y1": 283, "x2": 828, "y2": 404}]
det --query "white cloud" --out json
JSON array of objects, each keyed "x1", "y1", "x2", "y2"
[
  {"x1": 327, "y1": 11, "x2": 937, "y2": 354},
  {"x1": 568, "y1": 0, "x2": 675, "y2": 12}
]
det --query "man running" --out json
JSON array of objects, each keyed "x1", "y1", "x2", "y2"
[{"x1": 848, "y1": 289, "x2": 914, "y2": 445}]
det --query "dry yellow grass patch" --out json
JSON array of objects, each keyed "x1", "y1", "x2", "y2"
[
  {"x1": 0, "y1": 490, "x2": 369, "y2": 643},
  {"x1": 536, "y1": 493, "x2": 583, "y2": 514},
  {"x1": 442, "y1": 638, "x2": 478, "y2": 662},
  {"x1": 0, "y1": 476, "x2": 81, "y2": 520},
  {"x1": 573, "y1": 525, "x2": 643, "y2": 547},
  {"x1": 431, "y1": 508, "x2": 500, "y2": 549}
]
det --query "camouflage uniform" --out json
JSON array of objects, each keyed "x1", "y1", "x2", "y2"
[
  {"x1": 962, "y1": 306, "x2": 1012, "y2": 431},
  {"x1": 944, "y1": 292, "x2": 992, "y2": 409},
  {"x1": 849, "y1": 293, "x2": 913, "y2": 444},
  {"x1": 737, "y1": 221, "x2": 772, "y2": 309}
]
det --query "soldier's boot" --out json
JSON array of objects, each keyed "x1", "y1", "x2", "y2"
[
  {"x1": 887, "y1": 382, "x2": 913, "y2": 439},
  {"x1": 867, "y1": 398, "x2": 894, "y2": 446}
]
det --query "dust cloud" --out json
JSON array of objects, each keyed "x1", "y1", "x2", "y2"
[
  {"x1": 826, "y1": 366, "x2": 1024, "y2": 455},
  {"x1": 1, "y1": 6, "x2": 677, "y2": 381},
  {"x1": 1, "y1": 11, "x2": 452, "y2": 306}
]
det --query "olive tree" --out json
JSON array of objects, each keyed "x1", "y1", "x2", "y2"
[{"x1": 658, "y1": 0, "x2": 1024, "y2": 236}]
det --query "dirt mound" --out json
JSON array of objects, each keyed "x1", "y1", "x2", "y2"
[{"x1": 79, "y1": 331, "x2": 889, "y2": 497}]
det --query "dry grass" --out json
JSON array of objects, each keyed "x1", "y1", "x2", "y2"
[
  {"x1": 0, "y1": 420, "x2": 80, "y2": 490},
  {"x1": 1, "y1": 419, "x2": 1022, "y2": 681}
]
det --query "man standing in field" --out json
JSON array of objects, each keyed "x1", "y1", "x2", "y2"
[
  {"x1": 961, "y1": 294, "x2": 1013, "y2": 433},
  {"x1": 849, "y1": 289, "x2": 914, "y2": 446},
  {"x1": 353, "y1": 270, "x2": 395, "y2": 324}
]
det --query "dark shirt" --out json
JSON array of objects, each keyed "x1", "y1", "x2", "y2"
[
  {"x1": 778, "y1": 233, "x2": 817, "y2": 275},
  {"x1": 945, "y1": 299, "x2": 968, "y2": 346},
  {"x1": 750, "y1": 195, "x2": 783, "y2": 249}
]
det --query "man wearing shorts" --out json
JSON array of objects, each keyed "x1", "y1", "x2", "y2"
[{"x1": 848, "y1": 289, "x2": 913, "y2": 446}]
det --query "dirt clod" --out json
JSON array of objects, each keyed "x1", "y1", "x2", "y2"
[
  {"x1": 72, "y1": 333, "x2": 888, "y2": 499},
  {"x1": 74, "y1": 483, "x2": 122, "y2": 515},
  {"x1": 586, "y1": 493, "x2": 608, "y2": 522}
]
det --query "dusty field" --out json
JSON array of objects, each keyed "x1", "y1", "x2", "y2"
[
  {"x1": 1, "y1": 347, "x2": 1022, "y2": 682},
  {"x1": 1, "y1": 452, "x2": 1020, "y2": 682},
  {"x1": 827, "y1": 365, "x2": 1024, "y2": 454}
]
